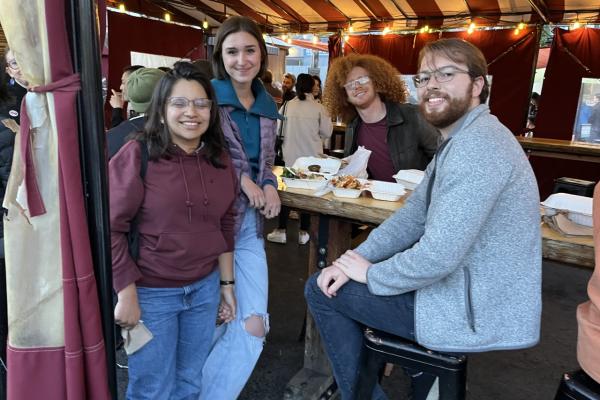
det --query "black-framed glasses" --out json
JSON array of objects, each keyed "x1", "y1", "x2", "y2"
[
  {"x1": 167, "y1": 97, "x2": 212, "y2": 110},
  {"x1": 412, "y1": 66, "x2": 471, "y2": 88},
  {"x1": 343, "y1": 75, "x2": 370, "y2": 91}
]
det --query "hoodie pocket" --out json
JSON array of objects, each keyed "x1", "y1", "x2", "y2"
[
  {"x1": 463, "y1": 267, "x2": 476, "y2": 332},
  {"x1": 149, "y1": 230, "x2": 227, "y2": 273}
]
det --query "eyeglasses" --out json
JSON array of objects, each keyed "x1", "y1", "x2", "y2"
[
  {"x1": 412, "y1": 66, "x2": 471, "y2": 88},
  {"x1": 167, "y1": 97, "x2": 212, "y2": 110},
  {"x1": 343, "y1": 75, "x2": 370, "y2": 91},
  {"x1": 6, "y1": 59, "x2": 19, "y2": 70}
]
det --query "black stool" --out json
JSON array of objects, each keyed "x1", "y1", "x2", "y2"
[
  {"x1": 357, "y1": 328, "x2": 468, "y2": 400},
  {"x1": 553, "y1": 177, "x2": 595, "y2": 198},
  {"x1": 555, "y1": 369, "x2": 600, "y2": 400}
]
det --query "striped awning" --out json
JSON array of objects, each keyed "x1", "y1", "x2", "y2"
[{"x1": 163, "y1": 0, "x2": 600, "y2": 33}]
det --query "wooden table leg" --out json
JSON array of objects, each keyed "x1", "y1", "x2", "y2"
[{"x1": 284, "y1": 215, "x2": 352, "y2": 400}]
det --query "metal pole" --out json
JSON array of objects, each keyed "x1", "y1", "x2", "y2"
[{"x1": 67, "y1": 0, "x2": 117, "y2": 397}]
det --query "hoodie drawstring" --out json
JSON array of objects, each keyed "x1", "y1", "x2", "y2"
[
  {"x1": 195, "y1": 155, "x2": 210, "y2": 207},
  {"x1": 178, "y1": 156, "x2": 194, "y2": 223}
]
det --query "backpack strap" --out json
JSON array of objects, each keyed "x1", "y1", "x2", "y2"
[{"x1": 128, "y1": 140, "x2": 148, "y2": 261}]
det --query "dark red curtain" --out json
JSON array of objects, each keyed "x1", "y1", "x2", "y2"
[
  {"x1": 7, "y1": 0, "x2": 110, "y2": 398},
  {"x1": 106, "y1": 10, "x2": 205, "y2": 126},
  {"x1": 526, "y1": 28, "x2": 600, "y2": 197},
  {"x1": 336, "y1": 28, "x2": 539, "y2": 135}
]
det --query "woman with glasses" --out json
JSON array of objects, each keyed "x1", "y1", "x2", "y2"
[
  {"x1": 109, "y1": 61, "x2": 238, "y2": 399},
  {"x1": 200, "y1": 16, "x2": 281, "y2": 399},
  {"x1": 323, "y1": 53, "x2": 440, "y2": 182}
]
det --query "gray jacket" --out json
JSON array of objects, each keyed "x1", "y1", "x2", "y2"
[
  {"x1": 344, "y1": 101, "x2": 440, "y2": 171},
  {"x1": 357, "y1": 105, "x2": 542, "y2": 352}
]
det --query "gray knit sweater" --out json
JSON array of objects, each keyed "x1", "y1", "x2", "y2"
[{"x1": 358, "y1": 105, "x2": 542, "y2": 352}]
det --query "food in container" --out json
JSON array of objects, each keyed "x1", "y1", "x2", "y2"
[
  {"x1": 331, "y1": 175, "x2": 366, "y2": 198},
  {"x1": 393, "y1": 169, "x2": 424, "y2": 190},
  {"x1": 281, "y1": 167, "x2": 328, "y2": 190},
  {"x1": 541, "y1": 192, "x2": 592, "y2": 227}
]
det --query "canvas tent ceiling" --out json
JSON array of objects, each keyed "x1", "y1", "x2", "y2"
[{"x1": 147, "y1": 0, "x2": 600, "y2": 32}]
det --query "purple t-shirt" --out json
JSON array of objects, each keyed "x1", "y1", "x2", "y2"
[{"x1": 356, "y1": 118, "x2": 396, "y2": 182}]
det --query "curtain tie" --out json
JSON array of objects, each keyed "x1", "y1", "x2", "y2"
[{"x1": 20, "y1": 73, "x2": 81, "y2": 217}]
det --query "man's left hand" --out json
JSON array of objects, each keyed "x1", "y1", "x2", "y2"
[{"x1": 333, "y1": 250, "x2": 371, "y2": 284}]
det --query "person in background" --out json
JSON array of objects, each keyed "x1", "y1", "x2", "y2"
[
  {"x1": 201, "y1": 16, "x2": 281, "y2": 399},
  {"x1": 261, "y1": 69, "x2": 283, "y2": 106},
  {"x1": 281, "y1": 72, "x2": 296, "y2": 105},
  {"x1": 323, "y1": 53, "x2": 440, "y2": 182},
  {"x1": 577, "y1": 182, "x2": 600, "y2": 384},
  {"x1": 110, "y1": 62, "x2": 238, "y2": 399},
  {"x1": 267, "y1": 73, "x2": 333, "y2": 245},
  {"x1": 312, "y1": 74, "x2": 322, "y2": 103},
  {"x1": 3, "y1": 48, "x2": 28, "y2": 125},
  {"x1": 306, "y1": 38, "x2": 542, "y2": 399},
  {"x1": 109, "y1": 64, "x2": 144, "y2": 128},
  {"x1": 107, "y1": 67, "x2": 165, "y2": 158},
  {"x1": 526, "y1": 91, "x2": 539, "y2": 130}
]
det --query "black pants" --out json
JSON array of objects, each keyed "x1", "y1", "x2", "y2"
[{"x1": 277, "y1": 206, "x2": 310, "y2": 231}]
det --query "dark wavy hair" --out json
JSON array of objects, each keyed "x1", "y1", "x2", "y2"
[
  {"x1": 296, "y1": 74, "x2": 314, "y2": 101},
  {"x1": 212, "y1": 16, "x2": 268, "y2": 81},
  {"x1": 0, "y1": 50, "x2": 14, "y2": 112},
  {"x1": 141, "y1": 61, "x2": 226, "y2": 167}
]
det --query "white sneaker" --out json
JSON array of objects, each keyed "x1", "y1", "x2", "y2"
[
  {"x1": 267, "y1": 229, "x2": 287, "y2": 244},
  {"x1": 298, "y1": 230, "x2": 310, "y2": 245}
]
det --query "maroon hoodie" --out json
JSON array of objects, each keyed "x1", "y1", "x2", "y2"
[{"x1": 109, "y1": 140, "x2": 238, "y2": 293}]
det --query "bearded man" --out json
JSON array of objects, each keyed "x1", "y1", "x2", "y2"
[
  {"x1": 305, "y1": 38, "x2": 542, "y2": 400},
  {"x1": 323, "y1": 53, "x2": 439, "y2": 181}
]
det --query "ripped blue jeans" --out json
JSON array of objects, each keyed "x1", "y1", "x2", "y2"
[{"x1": 200, "y1": 209, "x2": 270, "y2": 399}]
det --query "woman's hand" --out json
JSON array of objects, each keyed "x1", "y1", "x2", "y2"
[
  {"x1": 114, "y1": 283, "x2": 141, "y2": 329},
  {"x1": 241, "y1": 175, "x2": 265, "y2": 209},
  {"x1": 218, "y1": 285, "x2": 237, "y2": 323},
  {"x1": 261, "y1": 185, "x2": 281, "y2": 219}
]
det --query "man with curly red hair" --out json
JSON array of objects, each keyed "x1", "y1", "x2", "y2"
[{"x1": 323, "y1": 54, "x2": 440, "y2": 181}]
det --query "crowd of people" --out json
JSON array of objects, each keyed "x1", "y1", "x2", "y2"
[{"x1": 0, "y1": 12, "x2": 598, "y2": 400}]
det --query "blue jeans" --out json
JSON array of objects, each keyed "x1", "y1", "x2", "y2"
[
  {"x1": 201, "y1": 209, "x2": 269, "y2": 399},
  {"x1": 126, "y1": 270, "x2": 220, "y2": 400},
  {"x1": 305, "y1": 273, "x2": 416, "y2": 400}
]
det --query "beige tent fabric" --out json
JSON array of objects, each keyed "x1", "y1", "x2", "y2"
[
  {"x1": 0, "y1": 1, "x2": 64, "y2": 348},
  {"x1": 577, "y1": 182, "x2": 600, "y2": 383}
]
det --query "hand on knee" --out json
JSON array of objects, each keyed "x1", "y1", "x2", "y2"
[{"x1": 244, "y1": 315, "x2": 266, "y2": 338}]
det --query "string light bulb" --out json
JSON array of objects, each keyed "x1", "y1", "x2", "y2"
[
  {"x1": 349, "y1": 22, "x2": 354, "y2": 33},
  {"x1": 382, "y1": 26, "x2": 390, "y2": 35},
  {"x1": 262, "y1": 33, "x2": 268, "y2": 40},
  {"x1": 518, "y1": 20, "x2": 525, "y2": 30},
  {"x1": 467, "y1": 22, "x2": 476, "y2": 35},
  {"x1": 312, "y1": 35, "x2": 319, "y2": 44},
  {"x1": 282, "y1": 33, "x2": 288, "y2": 40},
  {"x1": 164, "y1": 12, "x2": 171, "y2": 22},
  {"x1": 344, "y1": 33, "x2": 350, "y2": 42},
  {"x1": 572, "y1": 19, "x2": 581, "y2": 29},
  {"x1": 286, "y1": 38, "x2": 292, "y2": 44},
  {"x1": 203, "y1": 18, "x2": 209, "y2": 29},
  {"x1": 118, "y1": 3, "x2": 126, "y2": 11},
  {"x1": 514, "y1": 28, "x2": 520, "y2": 35}
]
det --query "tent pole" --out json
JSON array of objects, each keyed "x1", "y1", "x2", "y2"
[{"x1": 67, "y1": 0, "x2": 118, "y2": 397}]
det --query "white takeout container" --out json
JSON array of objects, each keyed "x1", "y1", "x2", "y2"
[
  {"x1": 393, "y1": 169, "x2": 424, "y2": 190},
  {"x1": 367, "y1": 180, "x2": 406, "y2": 202},
  {"x1": 292, "y1": 156, "x2": 342, "y2": 176},
  {"x1": 541, "y1": 192, "x2": 593, "y2": 227},
  {"x1": 332, "y1": 187, "x2": 363, "y2": 198},
  {"x1": 282, "y1": 177, "x2": 328, "y2": 190}
]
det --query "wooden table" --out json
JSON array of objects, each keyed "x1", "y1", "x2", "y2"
[
  {"x1": 517, "y1": 136, "x2": 600, "y2": 163},
  {"x1": 278, "y1": 169, "x2": 594, "y2": 399}
]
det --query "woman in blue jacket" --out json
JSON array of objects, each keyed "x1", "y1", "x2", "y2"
[{"x1": 201, "y1": 16, "x2": 281, "y2": 399}]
